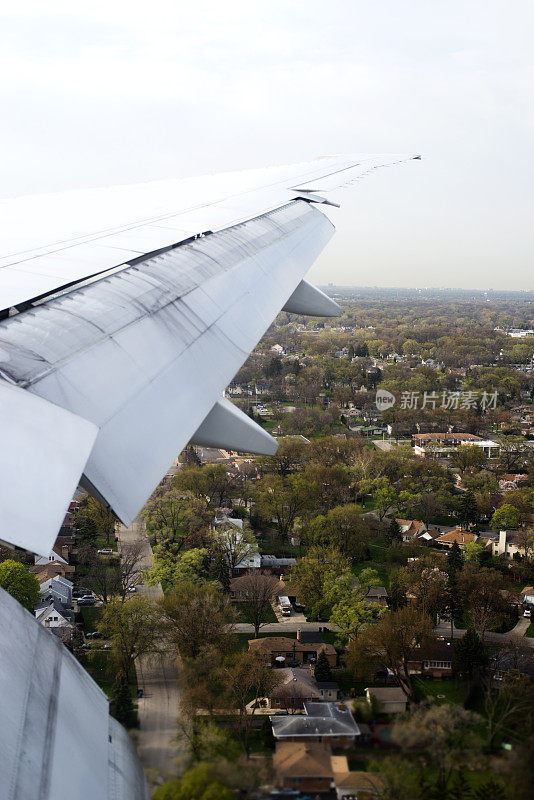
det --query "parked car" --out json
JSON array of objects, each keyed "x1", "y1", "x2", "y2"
[
  {"x1": 97, "y1": 548, "x2": 113, "y2": 555},
  {"x1": 77, "y1": 596, "x2": 97, "y2": 606},
  {"x1": 127, "y1": 585, "x2": 137, "y2": 593},
  {"x1": 86, "y1": 632, "x2": 101, "y2": 639},
  {"x1": 524, "y1": 608, "x2": 531, "y2": 618}
]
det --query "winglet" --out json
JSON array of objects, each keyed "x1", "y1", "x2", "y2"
[
  {"x1": 283, "y1": 279, "x2": 341, "y2": 317},
  {"x1": 191, "y1": 397, "x2": 278, "y2": 455},
  {"x1": 0, "y1": 381, "x2": 98, "y2": 555}
]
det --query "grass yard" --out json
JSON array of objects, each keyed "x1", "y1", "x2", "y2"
[
  {"x1": 525, "y1": 623, "x2": 534, "y2": 637},
  {"x1": 414, "y1": 677, "x2": 464, "y2": 705},
  {"x1": 232, "y1": 603, "x2": 278, "y2": 625}
]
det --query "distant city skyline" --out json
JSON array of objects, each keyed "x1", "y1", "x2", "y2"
[{"x1": 1, "y1": 1, "x2": 533, "y2": 290}]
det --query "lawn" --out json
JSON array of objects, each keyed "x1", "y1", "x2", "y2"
[
  {"x1": 414, "y1": 677, "x2": 464, "y2": 706},
  {"x1": 526, "y1": 623, "x2": 534, "y2": 638},
  {"x1": 352, "y1": 537, "x2": 392, "y2": 588},
  {"x1": 232, "y1": 603, "x2": 277, "y2": 625}
]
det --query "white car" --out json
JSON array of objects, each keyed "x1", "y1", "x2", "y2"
[
  {"x1": 524, "y1": 608, "x2": 531, "y2": 618},
  {"x1": 97, "y1": 548, "x2": 113, "y2": 555},
  {"x1": 127, "y1": 585, "x2": 137, "y2": 593}
]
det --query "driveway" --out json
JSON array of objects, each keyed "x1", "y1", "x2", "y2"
[{"x1": 117, "y1": 517, "x2": 182, "y2": 781}]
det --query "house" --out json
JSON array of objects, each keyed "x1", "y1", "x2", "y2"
[
  {"x1": 271, "y1": 701, "x2": 361, "y2": 747},
  {"x1": 232, "y1": 553, "x2": 297, "y2": 577},
  {"x1": 419, "y1": 527, "x2": 442, "y2": 544},
  {"x1": 366, "y1": 686, "x2": 407, "y2": 714},
  {"x1": 412, "y1": 433, "x2": 499, "y2": 459},
  {"x1": 396, "y1": 519, "x2": 427, "y2": 542},
  {"x1": 30, "y1": 561, "x2": 75, "y2": 581},
  {"x1": 268, "y1": 667, "x2": 339, "y2": 710},
  {"x1": 407, "y1": 639, "x2": 455, "y2": 678},
  {"x1": 273, "y1": 742, "x2": 335, "y2": 794},
  {"x1": 365, "y1": 586, "x2": 389, "y2": 607},
  {"x1": 39, "y1": 575, "x2": 73, "y2": 607},
  {"x1": 333, "y1": 766, "x2": 387, "y2": 800},
  {"x1": 520, "y1": 586, "x2": 534, "y2": 607},
  {"x1": 435, "y1": 529, "x2": 479, "y2": 549},
  {"x1": 34, "y1": 546, "x2": 69, "y2": 566},
  {"x1": 492, "y1": 530, "x2": 528, "y2": 559},
  {"x1": 248, "y1": 636, "x2": 338, "y2": 668},
  {"x1": 34, "y1": 598, "x2": 75, "y2": 630}
]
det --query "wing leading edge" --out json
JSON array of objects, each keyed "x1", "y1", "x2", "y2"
[{"x1": 0, "y1": 155, "x2": 419, "y2": 554}]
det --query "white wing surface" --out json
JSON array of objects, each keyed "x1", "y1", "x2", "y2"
[{"x1": 0, "y1": 154, "x2": 418, "y2": 554}]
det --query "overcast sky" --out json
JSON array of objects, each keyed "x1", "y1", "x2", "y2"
[{"x1": 1, "y1": 1, "x2": 533, "y2": 290}]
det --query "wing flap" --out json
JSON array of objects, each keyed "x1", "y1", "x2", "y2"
[{"x1": 0, "y1": 381, "x2": 98, "y2": 555}]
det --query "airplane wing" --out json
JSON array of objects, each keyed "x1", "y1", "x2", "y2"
[{"x1": 0, "y1": 154, "x2": 418, "y2": 554}]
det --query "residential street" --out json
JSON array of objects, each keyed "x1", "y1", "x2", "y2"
[
  {"x1": 237, "y1": 618, "x2": 534, "y2": 647},
  {"x1": 117, "y1": 516, "x2": 182, "y2": 781}
]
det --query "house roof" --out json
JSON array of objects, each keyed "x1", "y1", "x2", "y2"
[
  {"x1": 409, "y1": 639, "x2": 454, "y2": 663},
  {"x1": 248, "y1": 637, "x2": 337, "y2": 656},
  {"x1": 272, "y1": 702, "x2": 360, "y2": 739},
  {"x1": 396, "y1": 519, "x2": 426, "y2": 537},
  {"x1": 334, "y1": 771, "x2": 387, "y2": 796},
  {"x1": 366, "y1": 687, "x2": 406, "y2": 703},
  {"x1": 273, "y1": 741, "x2": 334, "y2": 778},
  {"x1": 271, "y1": 668, "x2": 321, "y2": 700},
  {"x1": 30, "y1": 562, "x2": 74, "y2": 581},
  {"x1": 413, "y1": 433, "x2": 481, "y2": 442},
  {"x1": 34, "y1": 598, "x2": 73, "y2": 625},
  {"x1": 366, "y1": 586, "x2": 388, "y2": 599},
  {"x1": 436, "y1": 530, "x2": 477, "y2": 545}
]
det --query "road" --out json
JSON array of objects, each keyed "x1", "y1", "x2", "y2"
[
  {"x1": 117, "y1": 516, "x2": 182, "y2": 782},
  {"x1": 236, "y1": 618, "x2": 534, "y2": 646}
]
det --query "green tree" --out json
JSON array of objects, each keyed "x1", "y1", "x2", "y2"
[
  {"x1": 159, "y1": 582, "x2": 235, "y2": 659},
  {"x1": 152, "y1": 765, "x2": 234, "y2": 800},
  {"x1": 110, "y1": 676, "x2": 135, "y2": 727},
  {"x1": 314, "y1": 649, "x2": 333, "y2": 682},
  {"x1": 451, "y1": 445, "x2": 487, "y2": 476},
  {"x1": 372, "y1": 478, "x2": 398, "y2": 522},
  {"x1": 453, "y1": 628, "x2": 488, "y2": 690},
  {"x1": 391, "y1": 704, "x2": 481, "y2": 797},
  {"x1": 98, "y1": 596, "x2": 162, "y2": 680},
  {"x1": 490, "y1": 503, "x2": 521, "y2": 530},
  {"x1": 253, "y1": 473, "x2": 316, "y2": 540},
  {"x1": 173, "y1": 548, "x2": 210, "y2": 586},
  {"x1": 458, "y1": 490, "x2": 479, "y2": 527},
  {"x1": 447, "y1": 541, "x2": 464, "y2": 574},
  {"x1": 463, "y1": 540, "x2": 487, "y2": 564},
  {"x1": 307, "y1": 503, "x2": 370, "y2": 560},
  {"x1": 385, "y1": 517, "x2": 402, "y2": 545},
  {"x1": 290, "y1": 546, "x2": 351, "y2": 619},
  {"x1": 348, "y1": 607, "x2": 436, "y2": 701},
  {"x1": 0, "y1": 559, "x2": 40, "y2": 611}
]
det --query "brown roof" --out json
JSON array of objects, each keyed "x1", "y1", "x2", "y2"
[
  {"x1": 334, "y1": 771, "x2": 387, "y2": 794},
  {"x1": 366, "y1": 686, "x2": 406, "y2": 703},
  {"x1": 248, "y1": 637, "x2": 337, "y2": 656},
  {"x1": 436, "y1": 530, "x2": 477, "y2": 546},
  {"x1": 30, "y1": 562, "x2": 74, "y2": 581},
  {"x1": 274, "y1": 741, "x2": 334, "y2": 778}
]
